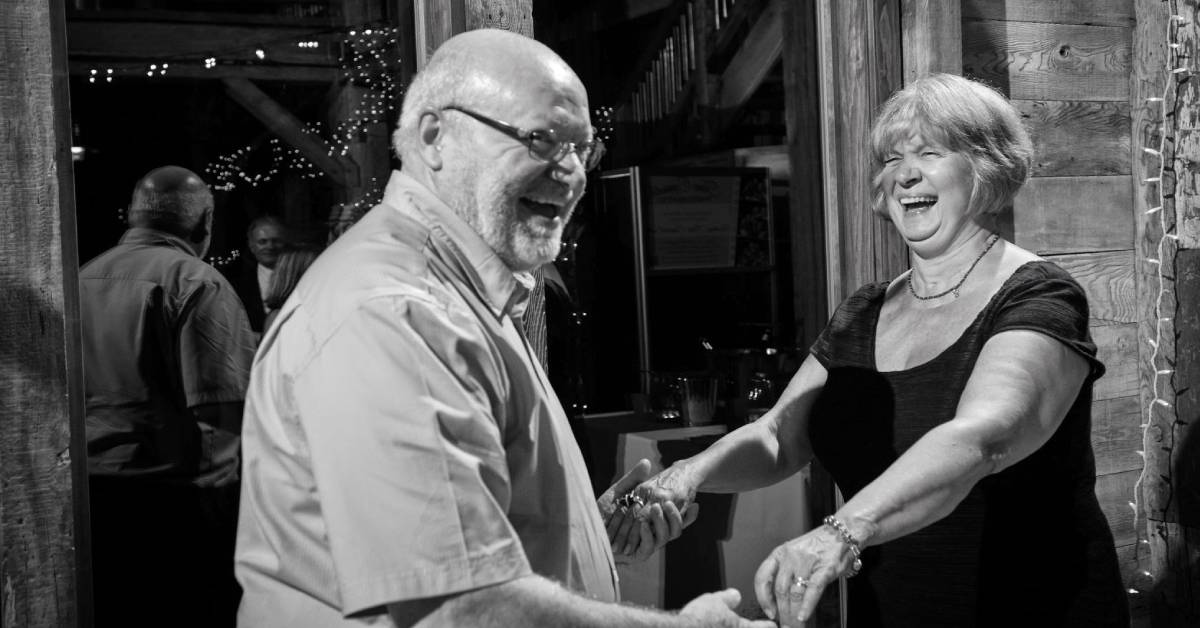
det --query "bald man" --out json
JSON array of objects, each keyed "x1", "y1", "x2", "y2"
[
  {"x1": 235, "y1": 30, "x2": 769, "y2": 628},
  {"x1": 80, "y1": 166, "x2": 255, "y2": 627}
]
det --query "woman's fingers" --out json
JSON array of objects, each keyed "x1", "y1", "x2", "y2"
[
  {"x1": 615, "y1": 509, "x2": 639, "y2": 555},
  {"x1": 605, "y1": 507, "x2": 624, "y2": 542},
  {"x1": 660, "y1": 501, "x2": 683, "y2": 540},
  {"x1": 632, "y1": 515, "x2": 656, "y2": 562},
  {"x1": 796, "y1": 568, "x2": 834, "y2": 624},
  {"x1": 753, "y1": 552, "x2": 780, "y2": 621},
  {"x1": 682, "y1": 502, "x2": 700, "y2": 528}
]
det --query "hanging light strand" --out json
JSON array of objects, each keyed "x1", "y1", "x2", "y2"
[{"x1": 1130, "y1": 4, "x2": 1191, "y2": 597}]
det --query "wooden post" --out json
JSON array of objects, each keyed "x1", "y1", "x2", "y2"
[
  {"x1": 816, "y1": 0, "x2": 907, "y2": 306},
  {"x1": 0, "y1": 1, "x2": 88, "y2": 626},
  {"x1": 781, "y1": 0, "x2": 827, "y2": 351},
  {"x1": 1132, "y1": 0, "x2": 1200, "y2": 622},
  {"x1": 900, "y1": 0, "x2": 961, "y2": 80}
]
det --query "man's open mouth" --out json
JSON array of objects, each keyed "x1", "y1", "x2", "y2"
[{"x1": 520, "y1": 197, "x2": 560, "y2": 220}]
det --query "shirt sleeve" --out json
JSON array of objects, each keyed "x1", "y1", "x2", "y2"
[
  {"x1": 293, "y1": 293, "x2": 531, "y2": 615},
  {"x1": 178, "y1": 277, "x2": 256, "y2": 407},
  {"x1": 989, "y1": 263, "x2": 1106, "y2": 381}
]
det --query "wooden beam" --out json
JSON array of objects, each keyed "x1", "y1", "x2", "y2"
[
  {"x1": 413, "y1": 0, "x2": 464, "y2": 69},
  {"x1": 781, "y1": 0, "x2": 826, "y2": 349},
  {"x1": 68, "y1": 59, "x2": 337, "y2": 83},
  {"x1": 1177, "y1": 9, "x2": 1200, "y2": 249},
  {"x1": 816, "y1": 0, "x2": 907, "y2": 308},
  {"x1": 1, "y1": 0, "x2": 87, "y2": 625},
  {"x1": 1133, "y1": 0, "x2": 1200, "y2": 620},
  {"x1": 716, "y1": 0, "x2": 783, "y2": 110},
  {"x1": 901, "y1": 0, "x2": 961, "y2": 80},
  {"x1": 222, "y1": 77, "x2": 356, "y2": 188},
  {"x1": 465, "y1": 0, "x2": 533, "y2": 36},
  {"x1": 66, "y1": 8, "x2": 335, "y2": 28},
  {"x1": 66, "y1": 18, "x2": 338, "y2": 66},
  {"x1": 326, "y1": 0, "x2": 393, "y2": 231}
]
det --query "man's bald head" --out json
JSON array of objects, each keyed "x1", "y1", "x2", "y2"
[
  {"x1": 127, "y1": 166, "x2": 214, "y2": 254},
  {"x1": 393, "y1": 29, "x2": 593, "y2": 272},
  {"x1": 393, "y1": 29, "x2": 587, "y2": 164}
]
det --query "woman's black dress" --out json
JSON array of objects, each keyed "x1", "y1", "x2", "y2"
[{"x1": 808, "y1": 262, "x2": 1130, "y2": 627}]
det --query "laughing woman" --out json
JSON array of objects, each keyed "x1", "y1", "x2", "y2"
[{"x1": 614, "y1": 74, "x2": 1129, "y2": 627}]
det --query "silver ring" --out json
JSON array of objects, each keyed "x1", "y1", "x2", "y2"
[
  {"x1": 788, "y1": 575, "x2": 809, "y2": 594},
  {"x1": 616, "y1": 491, "x2": 645, "y2": 510}
]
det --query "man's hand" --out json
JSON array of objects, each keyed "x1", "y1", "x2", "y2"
[
  {"x1": 679, "y1": 588, "x2": 777, "y2": 628},
  {"x1": 598, "y1": 460, "x2": 698, "y2": 563}
]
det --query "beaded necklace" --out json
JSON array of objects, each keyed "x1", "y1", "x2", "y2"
[{"x1": 906, "y1": 233, "x2": 1001, "y2": 300}]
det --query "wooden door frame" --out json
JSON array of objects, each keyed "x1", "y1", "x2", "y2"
[
  {"x1": 815, "y1": 0, "x2": 960, "y2": 312},
  {"x1": 1, "y1": 1, "x2": 89, "y2": 625}
]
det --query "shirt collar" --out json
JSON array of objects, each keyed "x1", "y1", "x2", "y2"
[
  {"x1": 119, "y1": 227, "x2": 198, "y2": 256},
  {"x1": 381, "y1": 170, "x2": 533, "y2": 320}
]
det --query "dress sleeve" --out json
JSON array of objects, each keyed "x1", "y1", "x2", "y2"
[
  {"x1": 989, "y1": 263, "x2": 1106, "y2": 381},
  {"x1": 810, "y1": 282, "x2": 887, "y2": 369},
  {"x1": 179, "y1": 278, "x2": 256, "y2": 407},
  {"x1": 293, "y1": 293, "x2": 531, "y2": 615}
]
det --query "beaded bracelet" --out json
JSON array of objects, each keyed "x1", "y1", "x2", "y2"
[{"x1": 822, "y1": 515, "x2": 863, "y2": 577}]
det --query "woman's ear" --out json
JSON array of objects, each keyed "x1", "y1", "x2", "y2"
[{"x1": 417, "y1": 112, "x2": 444, "y2": 170}]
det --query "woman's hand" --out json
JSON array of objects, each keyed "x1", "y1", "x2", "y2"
[
  {"x1": 634, "y1": 461, "x2": 699, "y2": 513},
  {"x1": 753, "y1": 525, "x2": 859, "y2": 626},
  {"x1": 602, "y1": 461, "x2": 700, "y2": 562}
]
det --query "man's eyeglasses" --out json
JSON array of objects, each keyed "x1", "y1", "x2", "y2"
[{"x1": 442, "y1": 105, "x2": 606, "y2": 172}]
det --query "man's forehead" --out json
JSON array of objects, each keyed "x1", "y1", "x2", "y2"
[{"x1": 253, "y1": 225, "x2": 283, "y2": 238}]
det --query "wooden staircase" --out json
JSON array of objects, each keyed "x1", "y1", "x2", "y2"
[{"x1": 609, "y1": 0, "x2": 786, "y2": 164}]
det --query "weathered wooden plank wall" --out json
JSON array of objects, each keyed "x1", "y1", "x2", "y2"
[
  {"x1": 0, "y1": 0, "x2": 88, "y2": 626},
  {"x1": 962, "y1": 0, "x2": 1140, "y2": 609},
  {"x1": 962, "y1": 1, "x2": 1200, "y2": 623}
]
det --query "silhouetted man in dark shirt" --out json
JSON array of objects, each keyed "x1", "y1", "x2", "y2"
[{"x1": 80, "y1": 165, "x2": 255, "y2": 628}]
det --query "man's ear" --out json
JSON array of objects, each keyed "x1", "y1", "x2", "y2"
[
  {"x1": 416, "y1": 112, "x2": 444, "y2": 170},
  {"x1": 189, "y1": 209, "x2": 211, "y2": 243}
]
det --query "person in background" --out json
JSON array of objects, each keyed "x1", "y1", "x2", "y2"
[
  {"x1": 261, "y1": 245, "x2": 320, "y2": 332},
  {"x1": 226, "y1": 215, "x2": 288, "y2": 332},
  {"x1": 80, "y1": 165, "x2": 255, "y2": 627},
  {"x1": 234, "y1": 29, "x2": 765, "y2": 628},
  {"x1": 611, "y1": 74, "x2": 1129, "y2": 627}
]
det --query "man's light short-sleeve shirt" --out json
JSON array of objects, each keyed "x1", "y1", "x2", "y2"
[{"x1": 235, "y1": 171, "x2": 618, "y2": 626}]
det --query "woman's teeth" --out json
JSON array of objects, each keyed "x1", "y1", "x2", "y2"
[{"x1": 899, "y1": 196, "x2": 937, "y2": 211}]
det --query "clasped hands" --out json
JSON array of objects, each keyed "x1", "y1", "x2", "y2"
[
  {"x1": 596, "y1": 459, "x2": 699, "y2": 564},
  {"x1": 599, "y1": 460, "x2": 862, "y2": 626}
]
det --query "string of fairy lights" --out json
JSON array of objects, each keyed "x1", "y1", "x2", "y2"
[
  {"x1": 92, "y1": 21, "x2": 618, "y2": 260},
  {"x1": 1129, "y1": 5, "x2": 1190, "y2": 598},
  {"x1": 86, "y1": 22, "x2": 403, "y2": 194}
]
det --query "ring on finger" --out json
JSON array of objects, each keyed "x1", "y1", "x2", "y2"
[
  {"x1": 616, "y1": 491, "x2": 645, "y2": 510},
  {"x1": 788, "y1": 575, "x2": 809, "y2": 595}
]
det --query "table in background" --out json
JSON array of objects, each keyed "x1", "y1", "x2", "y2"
[{"x1": 585, "y1": 414, "x2": 810, "y2": 610}]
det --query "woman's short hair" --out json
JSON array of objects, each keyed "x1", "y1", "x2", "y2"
[
  {"x1": 264, "y1": 246, "x2": 320, "y2": 310},
  {"x1": 869, "y1": 73, "x2": 1033, "y2": 219}
]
